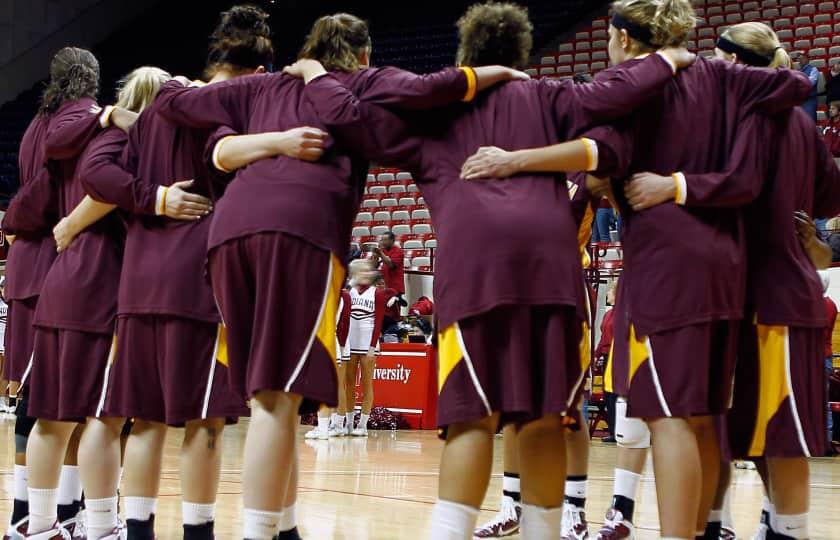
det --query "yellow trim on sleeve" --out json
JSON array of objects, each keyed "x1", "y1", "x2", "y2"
[
  {"x1": 159, "y1": 186, "x2": 170, "y2": 216},
  {"x1": 213, "y1": 136, "x2": 235, "y2": 174},
  {"x1": 580, "y1": 138, "x2": 597, "y2": 171},
  {"x1": 100, "y1": 105, "x2": 116, "y2": 128},
  {"x1": 460, "y1": 67, "x2": 478, "y2": 102},
  {"x1": 672, "y1": 173, "x2": 683, "y2": 205}
]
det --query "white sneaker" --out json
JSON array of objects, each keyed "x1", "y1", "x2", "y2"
[
  {"x1": 22, "y1": 523, "x2": 72, "y2": 539},
  {"x1": 328, "y1": 425, "x2": 347, "y2": 437},
  {"x1": 562, "y1": 503, "x2": 590, "y2": 540},
  {"x1": 65, "y1": 510, "x2": 86, "y2": 539},
  {"x1": 304, "y1": 427, "x2": 328, "y2": 440},
  {"x1": 351, "y1": 426, "x2": 368, "y2": 437},
  {"x1": 5, "y1": 516, "x2": 27, "y2": 540},
  {"x1": 473, "y1": 495, "x2": 521, "y2": 538},
  {"x1": 750, "y1": 524, "x2": 768, "y2": 540}
]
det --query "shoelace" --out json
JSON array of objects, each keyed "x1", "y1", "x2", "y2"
[
  {"x1": 602, "y1": 510, "x2": 624, "y2": 530},
  {"x1": 562, "y1": 504, "x2": 583, "y2": 535}
]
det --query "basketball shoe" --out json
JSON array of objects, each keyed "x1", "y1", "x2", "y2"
[
  {"x1": 473, "y1": 495, "x2": 520, "y2": 538},
  {"x1": 596, "y1": 508, "x2": 634, "y2": 540},
  {"x1": 562, "y1": 503, "x2": 590, "y2": 539}
]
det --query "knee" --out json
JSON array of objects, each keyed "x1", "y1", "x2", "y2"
[{"x1": 616, "y1": 414, "x2": 651, "y2": 449}]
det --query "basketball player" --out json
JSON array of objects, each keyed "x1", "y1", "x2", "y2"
[
  {"x1": 456, "y1": 1, "x2": 815, "y2": 537},
  {"x1": 346, "y1": 260, "x2": 386, "y2": 437},
  {"x1": 155, "y1": 14, "x2": 531, "y2": 538},
  {"x1": 306, "y1": 286, "x2": 351, "y2": 440},
  {"x1": 626, "y1": 23, "x2": 840, "y2": 540}
]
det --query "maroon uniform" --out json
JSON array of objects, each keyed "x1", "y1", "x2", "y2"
[
  {"x1": 337, "y1": 289, "x2": 351, "y2": 363},
  {"x1": 3, "y1": 98, "x2": 105, "y2": 397},
  {"x1": 822, "y1": 117, "x2": 840, "y2": 157},
  {"x1": 302, "y1": 54, "x2": 680, "y2": 428},
  {"x1": 590, "y1": 56, "x2": 811, "y2": 419},
  {"x1": 722, "y1": 108, "x2": 840, "y2": 458},
  {"x1": 155, "y1": 67, "x2": 475, "y2": 411},
  {"x1": 95, "y1": 87, "x2": 244, "y2": 426}
]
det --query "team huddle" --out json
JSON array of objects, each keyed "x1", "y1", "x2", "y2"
[{"x1": 1, "y1": 0, "x2": 837, "y2": 539}]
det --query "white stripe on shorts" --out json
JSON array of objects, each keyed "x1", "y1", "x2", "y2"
[
  {"x1": 286, "y1": 257, "x2": 332, "y2": 392},
  {"x1": 455, "y1": 323, "x2": 492, "y2": 416},
  {"x1": 95, "y1": 339, "x2": 118, "y2": 418},
  {"x1": 201, "y1": 325, "x2": 222, "y2": 419},
  {"x1": 783, "y1": 328, "x2": 811, "y2": 457}
]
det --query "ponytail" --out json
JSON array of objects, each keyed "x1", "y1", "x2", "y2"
[
  {"x1": 298, "y1": 13, "x2": 371, "y2": 72},
  {"x1": 611, "y1": 0, "x2": 695, "y2": 49},
  {"x1": 116, "y1": 67, "x2": 171, "y2": 114},
  {"x1": 39, "y1": 47, "x2": 100, "y2": 115},
  {"x1": 720, "y1": 22, "x2": 791, "y2": 69},
  {"x1": 206, "y1": 4, "x2": 275, "y2": 77}
]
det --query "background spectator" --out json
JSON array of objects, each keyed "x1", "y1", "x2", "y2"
[
  {"x1": 822, "y1": 102, "x2": 840, "y2": 157},
  {"x1": 375, "y1": 275, "x2": 403, "y2": 336},
  {"x1": 371, "y1": 231, "x2": 405, "y2": 295},
  {"x1": 797, "y1": 52, "x2": 820, "y2": 122},
  {"x1": 821, "y1": 271, "x2": 838, "y2": 455},
  {"x1": 598, "y1": 280, "x2": 618, "y2": 443},
  {"x1": 826, "y1": 63, "x2": 840, "y2": 105},
  {"x1": 591, "y1": 198, "x2": 618, "y2": 243}
]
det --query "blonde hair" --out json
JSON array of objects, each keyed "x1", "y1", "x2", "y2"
[
  {"x1": 349, "y1": 257, "x2": 373, "y2": 276},
  {"x1": 720, "y1": 22, "x2": 791, "y2": 69},
  {"x1": 116, "y1": 67, "x2": 171, "y2": 113},
  {"x1": 611, "y1": 0, "x2": 696, "y2": 49}
]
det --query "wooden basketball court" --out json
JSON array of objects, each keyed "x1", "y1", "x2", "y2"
[{"x1": 0, "y1": 419, "x2": 836, "y2": 538}]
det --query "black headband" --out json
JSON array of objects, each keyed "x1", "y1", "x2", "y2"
[
  {"x1": 611, "y1": 13, "x2": 656, "y2": 47},
  {"x1": 716, "y1": 36, "x2": 773, "y2": 67}
]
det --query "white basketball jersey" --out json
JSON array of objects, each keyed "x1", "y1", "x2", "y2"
[{"x1": 349, "y1": 286, "x2": 378, "y2": 354}]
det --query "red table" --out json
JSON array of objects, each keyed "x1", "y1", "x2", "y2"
[{"x1": 353, "y1": 343, "x2": 438, "y2": 429}]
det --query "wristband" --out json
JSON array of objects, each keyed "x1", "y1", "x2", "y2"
[{"x1": 460, "y1": 67, "x2": 478, "y2": 102}]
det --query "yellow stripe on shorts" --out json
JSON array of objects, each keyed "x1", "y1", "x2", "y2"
[
  {"x1": 315, "y1": 254, "x2": 347, "y2": 364},
  {"x1": 437, "y1": 324, "x2": 465, "y2": 393},
  {"x1": 748, "y1": 324, "x2": 790, "y2": 456},
  {"x1": 215, "y1": 324, "x2": 229, "y2": 367}
]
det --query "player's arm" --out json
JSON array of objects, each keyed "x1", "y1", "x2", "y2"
[
  {"x1": 44, "y1": 101, "x2": 111, "y2": 160},
  {"x1": 369, "y1": 289, "x2": 387, "y2": 353},
  {"x1": 53, "y1": 196, "x2": 115, "y2": 252},
  {"x1": 795, "y1": 211, "x2": 832, "y2": 269},
  {"x1": 725, "y1": 61, "x2": 812, "y2": 115},
  {"x1": 208, "y1": 127, "x2": 328, "y2": 174},
  {"x1": 2, "y1": 168, "x2": 59, "y2": 237},
  {"x1": 812, "y1": 132, "x2": 840, "y2": 219},
  {"x1": 155, "y1": 78, "x2": 258, "y2": 132}
]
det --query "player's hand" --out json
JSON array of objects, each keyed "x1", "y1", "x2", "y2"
[
  {"x1": 277, "y1": 127, "x2": 327, "y2": 162},
  {"x1": 173, "y1": 75, "x2": 192, "y2": 86},
  {"x1": 283, "y1": 59, "x2": 328, "y2": 84},
  {"x1": 501, "y1": 67, "x2": 531, "y2": 82},
  {"x1": 110, "y1": 107, "x2": 139, "y2": 133},
  {"x1": 53, "y1": 217, "x2": 79, "y2": 253},
  {"x1": 659, "y1": 47, "x2": 696, "y2": 70},
  {"x1": 461, "y1": 146, "x2": 519, "y2": 180},
  {"x1": 624, "y1": 172, "x2": 676, "y2": 211},
  {"x1": 795, "y1": 210, "x2": 819, "y2": 246},
  {"x1": 164, "y1": 180, "x2": 213, "y2": 220}
]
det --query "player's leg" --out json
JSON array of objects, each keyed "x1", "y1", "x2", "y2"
[
  {"x1": 57, "y1": 425, "x2": 84, "y2": 529},
  {"x1": 181, "y1": 417, "x2": 225, "y2": 540},
  {"x1": 305, "y1": 405, "x2": 332, "y2": 440},
  {"x1": 765, "y1": 457, "x2": 809, "y2": 540},
  {"x1": 329, "y1": 362, "x2": 347, "y2": 436},
  {"x1": 597, "y1": 396, "x2": 649, "y2": 540},
  {"x1": 8, "y1": 395, "x2": 35, "y2": 534},
  {"x1": 344, "y1": 355, "x2": 360, "y2": 432},
  {"x1": 25, "y1": 419, "x2": 77, "y2": 534},
  {"x1": 241, "y1": 390, "x2": 302, "y2": 540},
  {"x1": 353, "y1": 352, "x2": 376, "y2": 436},
  {"x1": 704, "y1": 462, "x2": 735, "y2": 540},
  {"x1": 276, "y1": 451, "x2": 300, "y2": 539},
  {"x1": 518, "y1": 413, "x2": 568, "y2": 539},
  {"x1": 78, "y1": 416, "x2": 126, "y2": 540},
  {"x1": 690, "y1": 415, "x2": 720, "y2": 538},
  {"x1": 430, "y1": 414, "x2": 500, "y2": 540},
  {"x1": 563, "y1": 405, "x2": 591, "y2": 540},
  {"x1": 122, "y1": 420, "x2": 168, "y2": 540},
  {"x1": 474, "y1": 425, "x2": 521, "y2": 538}
]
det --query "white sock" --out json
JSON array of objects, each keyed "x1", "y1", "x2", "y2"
[
  {"x1": 346, "y1": 412, "x2": 355, "y2": 429},
  {"x1": 13, "y1": 464, "x2": 28, "y2": 501},
  {"x1": 359, "y1": 413, "x2": 370, "y2": 429},
  {"x1": 661, "y1": 537, "x2": 691, "y2": 540},
  {"x1": 58, "y1": 465, "x2": 81, "y2": 506},
  {"x1": 520, "y1": 504, "x2": 563, "y2": 540},
  {"x1": 182, "y1": 501, "x2": 215, "y2": 526},
  {"x1": 278, "y1": 504, "x2": 296, "y2": 532},
  {"x1": 708, "y1": 509, "x2": 722, "y2": 523},
  {"x1": 317, "y1": 417, "x2": 329, "y2": 432},
  {"x1": 243, "y1": 508, "x2": 282, "y2": 540},
  {"x1": 502, "y1": 472, "x2": 521, "y2": 502},
  {"x1": 330, "y1": 413, "x2": 341, "y2": 428},
  {"x1": 773, "y1": 513, "x2": 808, "y2": 539},
  {"x1": 565, "y1": 477, "x2": 587, "y2": 501},
  {"x1": 428, "y1": 499, "x2": 479, "y2": 540},
  {"x1": 613, "y1": 468, "x2": 641, "y2": 500},
  {"x1": 28, "y1": 487, "x2": 58, "y2": 533},
  {"x1": 124, "y1": 496, "x2": 157, "y2": 522},
  {"x1": 85, "y1": 496, "x2": 119, "y2": 539},
  {"x1": 721, "y1": 490, "x2": 734, "y2": 529}
]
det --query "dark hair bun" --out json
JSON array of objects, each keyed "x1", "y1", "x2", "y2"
[{"x1": 207, "y1": 4, "x2": 274, "y2": 70}]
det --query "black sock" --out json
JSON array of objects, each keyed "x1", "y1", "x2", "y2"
[
  {"x1": 11, "y1": 498, "x2": 28, "y2": 524},
  {"x1": 703, "y1": 521, "x2": 722, "y2": 540},
  {"x1": 183, "y1": 521, "x2": 214, "y2": 540},
  {"x1": 564, "y1": 475, "x2": 587, "y2": 509},
  {"x1": 502, "y1": 471, "x2": 521, "y2": 503},
  {"x1": 57, "y1": 501, "x2": 80, "y2": 523},
  {"x1": 276, "y1": 526, "x2": 302, "y2": 540},
  {"x1": 126, "y1": 515, "x2": 156, "y2": 540},
  {"x1": 612, "y1": 494, "x2": 635, "y2": 522}
]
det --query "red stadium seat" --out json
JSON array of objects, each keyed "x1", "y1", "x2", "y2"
[{"x1": 356, "y1": 212, "x2": 373, "y2": 223}]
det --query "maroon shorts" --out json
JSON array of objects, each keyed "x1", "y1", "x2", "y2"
[
  {"x1": 612, "y1": 320, "x2": 738, "y2": 419},
  {"x1": 5, "y1": 297, "x2": 38, "y2": 388},
  {"x1": 102, "y1": 316, "x2": 247, "y2": 426},
  {"x1": 208, "y1": 232, "x2": 345, "y2": 415},
  {"x1": 27, "y1": 327, "x2": 114, "y2": 422},
  {"x1": 436, "y1": 305, "x2": 585, "y2": 430},
  {"x1": 728, "y1": 323, "x2": 826, "y2": 458}
]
